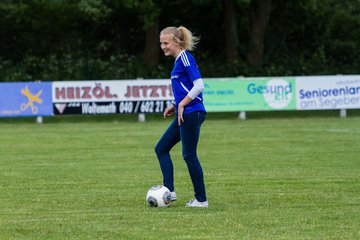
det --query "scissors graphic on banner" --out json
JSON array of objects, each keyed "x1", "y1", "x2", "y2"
[{"x1": 20, "y1": 86, "x2": 43, "y2": 114}]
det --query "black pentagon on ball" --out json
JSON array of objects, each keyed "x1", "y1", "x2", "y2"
[
  {"x1": 163, "y1": 192, "x2": 171, "y2": 204},
  {"x1": 147, "y1": 196, "x2": 158, "y2": 207}
]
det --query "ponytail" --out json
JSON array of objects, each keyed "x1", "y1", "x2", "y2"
[{"x1": 160, "y1": 26, "x2": 200, "y2": 51}]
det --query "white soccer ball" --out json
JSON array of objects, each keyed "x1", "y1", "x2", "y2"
[{"x1": 146, "y1": 185, "x2": 171, "y2": 207}]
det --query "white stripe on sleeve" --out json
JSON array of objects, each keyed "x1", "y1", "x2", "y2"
[{"x1": 180, "y1": 52, "x2": 190, "y2": 66}]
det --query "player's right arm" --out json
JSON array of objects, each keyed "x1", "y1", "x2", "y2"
[{"x1": 163, "y1": 104, "x2": 175, "y2": 118}]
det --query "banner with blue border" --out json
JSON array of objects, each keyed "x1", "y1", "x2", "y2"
[{"x1": 0, "y1": 82, "x2": 53, "y2": 117}]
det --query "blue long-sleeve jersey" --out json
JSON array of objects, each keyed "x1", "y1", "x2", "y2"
[{"x1": 170, "y1": 50, "x2": 206, "y2": 115}]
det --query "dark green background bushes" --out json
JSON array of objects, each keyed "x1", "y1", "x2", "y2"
[{"x1": 0, "y1": 0, "x2": 359, "y2": 82}]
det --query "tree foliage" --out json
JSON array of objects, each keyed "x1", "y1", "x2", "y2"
[{"x1": 0, "y1": 0, "x2": 359, "y2": 82}]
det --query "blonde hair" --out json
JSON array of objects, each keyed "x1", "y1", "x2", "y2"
[{"x1": 160, "y1": 26, "x2": 200, "y2": 51}]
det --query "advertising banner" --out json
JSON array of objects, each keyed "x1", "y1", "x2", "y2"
[
  {"x1": 2, "y1": 76, "x2": 359, "y2": 118},
  {"x1": 0, "y1": 82, "x2": 53, "y2": 117},
  {"x1": 52, "y1": 80, "x2": 174, "y2": 115},
  {"x1": 203, "y1": 77, "x2": 296, "y2": 111},
  {"x1": 296, "y1": 75, "x2": 360, "y2": 110}
]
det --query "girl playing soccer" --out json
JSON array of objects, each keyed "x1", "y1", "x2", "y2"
[{"x1": 155, "y1": 26, "x2": 208, "y2": 207}]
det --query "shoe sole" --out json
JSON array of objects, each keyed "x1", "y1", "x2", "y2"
[
  {"x1": 185, "y1": 204, "x2": 208, "y2": 207},
  {"x1": 186, "y1": 205, "x2": 208, "y2": 207}
]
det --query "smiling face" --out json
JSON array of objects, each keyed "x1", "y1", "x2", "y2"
[{"x1": 160, "y1": 33, "x2": 182, "y2": 58}]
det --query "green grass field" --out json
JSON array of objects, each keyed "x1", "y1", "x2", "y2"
[{"x1": 1, "y1": 114, "x2": 360, "y2": 239}]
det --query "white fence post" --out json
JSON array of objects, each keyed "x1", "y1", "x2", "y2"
[
  {"x1": 340, "y1": 109, "x2": 347, "y2": 118},
  {"x1": 36, "y1": 116, "x2": 43, "y2": 124},
  {"x1": 239, "y1": 111, "x2": 246, "y2": 120},
  {"x1": 138, "y1": 113, "x2": 146, "y2": 122}
]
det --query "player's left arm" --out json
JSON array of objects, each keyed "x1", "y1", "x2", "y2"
[
  {"x1": 178, "y1": 78, "x2": 204, "y2": 125},
  {"x1": 177, "y1": 54, "x2": 204, "y2": 125}
]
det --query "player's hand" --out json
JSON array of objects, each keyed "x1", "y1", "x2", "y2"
[
  {"x1": 177, "y1": 96, "x2": 192, "y2": 125},
  {"x1": 177, "y1": 104, "x2": 184, "y2": 126},
  {"x1": 163, "y1": 104, "x2": 175, "y2": 118}
]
